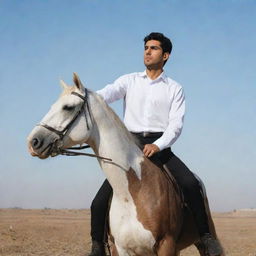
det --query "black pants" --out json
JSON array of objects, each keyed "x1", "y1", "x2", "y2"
[{"x1": 90, "y1": 134, "x2": 209, "y2": 241}]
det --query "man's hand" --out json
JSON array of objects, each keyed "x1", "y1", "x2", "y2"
[{"x1": 143, "y1": 144, "x2": 160, "y2": 157}]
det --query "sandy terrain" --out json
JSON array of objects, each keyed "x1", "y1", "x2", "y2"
[{"x1": 0, "y1": 208, "x2": 255, "y2": 256}]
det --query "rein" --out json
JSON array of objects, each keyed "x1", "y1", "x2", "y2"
[
  {"x1": 38, "y1": 90, "x2": 112, "y2": 162},
  {"x1": 59, "y1": 145, "x2": 112, "y2": 162}
]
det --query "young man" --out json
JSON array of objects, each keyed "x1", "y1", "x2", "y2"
[{"x1": 89, "y1": 32, "x2": 222, "y2": 256}]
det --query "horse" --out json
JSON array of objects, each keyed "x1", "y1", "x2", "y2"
[{"x1": 27, "y1": 73, "x2": 224, "y2": 256}]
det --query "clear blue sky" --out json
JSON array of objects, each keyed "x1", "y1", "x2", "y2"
[{"x1": 0, "y1": 0, "x2": 255, "y2": 211}]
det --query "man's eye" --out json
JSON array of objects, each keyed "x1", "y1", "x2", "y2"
[{"x1": 63, "y1": 105, "x2": 75, "y2": 111}]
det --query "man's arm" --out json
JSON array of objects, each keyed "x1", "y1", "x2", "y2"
[
  {"x1": 96, "y1": 75, "x2": 129, "y2": 104},
  {"x1": 151, "y1": 85, "x2": 185, "y2": 152}
]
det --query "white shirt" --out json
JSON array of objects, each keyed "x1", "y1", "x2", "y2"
[{"x1": 97, "y1": 71, "x2": 185, "y2": 150}]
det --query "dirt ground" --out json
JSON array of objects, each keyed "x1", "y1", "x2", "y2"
[{"x1": 0, "y1": 209, "x2": 255, "y2": 256}]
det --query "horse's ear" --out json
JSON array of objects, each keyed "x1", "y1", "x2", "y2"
[
  {"x1": 73, "y1": 72, "x2": 85, "y2": 92},
  {"x1": 60, "y1": 79, "x2": 69, "y2": 90}
]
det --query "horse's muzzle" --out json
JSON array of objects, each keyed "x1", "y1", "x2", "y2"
[{"x1": 27, "y1": 127, "x2": 61, "y2": 159}]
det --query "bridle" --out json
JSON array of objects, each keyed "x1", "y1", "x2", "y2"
[
  {"x1": 39, "y1": 92, "x2": 89, "y2": 139},
  {"x1": 37, "y1": 90, "x2": 112, "y2": 161}
]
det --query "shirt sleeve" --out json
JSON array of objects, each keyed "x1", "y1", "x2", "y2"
[
  {"x1": 96, "y1": 75, "x2": 129, "y2": 104},
  {"x1": 153, "y1": 85, "x2": 185, "y2": 150}
]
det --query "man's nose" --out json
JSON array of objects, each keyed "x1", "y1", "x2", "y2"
[{"x1": 145, "y1": 48, "x2": 151, "y2": 55}]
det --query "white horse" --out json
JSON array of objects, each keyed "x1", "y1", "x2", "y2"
[{"x1": 27, "y1": 73, "x2": 224, "y2": 256}]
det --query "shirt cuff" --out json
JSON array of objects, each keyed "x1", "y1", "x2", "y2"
[{"x1": 153, "y1": 140, "x2": 166, "y2": 151}]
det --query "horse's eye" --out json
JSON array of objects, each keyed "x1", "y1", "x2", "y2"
[{"x1": 63, "y1": 105, "x2": 75, "y2": 111}]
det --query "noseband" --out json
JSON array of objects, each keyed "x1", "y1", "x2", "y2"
[{"x1": 37, "y1": 90, "x2": 112, "y2": 161}]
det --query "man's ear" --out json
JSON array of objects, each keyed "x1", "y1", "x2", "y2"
[{"x1": 163, "y1": 52, "x2": 170, "y2": 61}]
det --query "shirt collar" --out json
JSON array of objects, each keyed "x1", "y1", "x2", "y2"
[{"x1": 139, "y1": 70, "x2": 168, "y2": 84}]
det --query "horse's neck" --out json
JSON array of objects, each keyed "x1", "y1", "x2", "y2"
[{"x1": 88, "y1": 98, "x2": 144, "y2": 196}]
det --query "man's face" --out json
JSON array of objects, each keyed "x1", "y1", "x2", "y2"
[{"x1": 144, "y1": 40, "x2": 169, "y2": 69}]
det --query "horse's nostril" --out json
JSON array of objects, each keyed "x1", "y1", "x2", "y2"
[
  {"x1": 32, "y1": 138, "x2": 39, "y2": 148},
  {"x1": 32, "y1": 138, "x2": 43, "y2": 149}
]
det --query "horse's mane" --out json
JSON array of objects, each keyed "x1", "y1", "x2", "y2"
[{"x1": 93, "y1": 93, "x2": 140, "y2": 147}]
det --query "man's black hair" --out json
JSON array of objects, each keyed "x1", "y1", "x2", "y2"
[{"x1": 144, "y1": 32, "x2": 172, "y2": 54}]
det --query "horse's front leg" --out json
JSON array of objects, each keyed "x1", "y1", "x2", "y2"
[{"x1": 157, "y1": 236, "x2": 178, "y2": 256}]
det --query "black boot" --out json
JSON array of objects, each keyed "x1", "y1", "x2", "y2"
[
  {"x1": 200, "y1": 233, "x2": 223, "y2": 256},
  {"x1": 88, "y1": 240, "x2": 106, "y2": 256}
]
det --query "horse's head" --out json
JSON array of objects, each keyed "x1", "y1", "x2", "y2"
[{"x1": 27, "y1": 73, "x2": 93, "y2": 159}]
